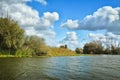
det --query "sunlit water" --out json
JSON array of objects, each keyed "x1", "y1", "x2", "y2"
[{"x1": 0, "y1": 55, "x2": 120, "y2": 80}]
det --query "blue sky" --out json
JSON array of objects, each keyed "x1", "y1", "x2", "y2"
[
  {"x1": 1, "y1": 0, "x2": 120, "y2": 49},
  {"x1": 27, "y1": 0, "x2": 120, "y2": 49}
]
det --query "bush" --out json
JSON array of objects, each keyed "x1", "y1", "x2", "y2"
[
  {"x1": 83, "y1": 41, "x2": 103, "y2": 54},
  {"x1": 0, "y1": 17, "x2": 24, "y2": 54},
  {"x1": 15, "y1": 46, "x2": 33, "y2": 57},
  {"x1": 75, "y1": 48, "x2": 83, "y2": 54}
]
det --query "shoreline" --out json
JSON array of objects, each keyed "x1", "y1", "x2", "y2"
[{"x1": 0, "y1": 54, "x2": 115, "y2": 58}]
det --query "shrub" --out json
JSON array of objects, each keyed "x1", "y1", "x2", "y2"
[{"x1": 15, "y1": 46, "x2": 33, "y2": 57}]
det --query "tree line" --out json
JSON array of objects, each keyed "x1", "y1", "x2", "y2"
[
  {"x1": 0, "y1": 16, "x2": 120, "y2": 57},
  {"x1": 0, "y1": 17, "x2": 49, "y2": 57},
  {"x1": 75, "y1": 40, "x2": 120, "y2": 54}
]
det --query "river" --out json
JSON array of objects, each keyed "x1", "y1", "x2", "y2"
[{"x1": 0, "y1": 55, "x2": 120, "y2": 80}]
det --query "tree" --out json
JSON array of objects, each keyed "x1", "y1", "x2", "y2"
[
  {"x1": 103, "y1": 36, "x2": 120, "y2": 54},
  {"x1": 65, "y1": 44, "x2": 68, "y2": 49},
  {"x1": 25, "y1": 35, "x2": 48, "y2": 56},
  {"x1": 75, "y1": 48, "x2": 83, "y2": 54},
  {"x1": 83, "y1": 41, "x2": 103, "y2": 54},
  {"x1": 0, "y1": 17, "x2": 24, "y2": 54},
  {"x1": 60, "y1": 44, "x2": 68, "y2": 49}
]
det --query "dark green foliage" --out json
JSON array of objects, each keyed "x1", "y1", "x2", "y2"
[
  {"x1": 24, "y1": 35, "x2": 48, "y2": 56},
  {"x1": 104, "y1": 46, "x2": 120, "y2": 55},
  {"x1": 75, "y1": 48, "x2": 83, "y2": 54},
  {"x1": 111, "y1": 47, "x2": 120, "y2": 54},
  {"x1": 83, "y1": 41, "x2": 103, "y2": 54},
  {"x1": 0, "y1": 17, "x2": 24, "y2": 54},
  {"x1": 16, "y1": 46, "x2": 33, "y2": 57},
  {"x1": 104, "y1": 48, "x2": 111, "y2": 54},
  {"x1": 65, "y1": 44, "x2": 68, "y2": 49},
  {"x1": 60, "y1": 44, "x2": 68, "y2": 49},
  {"x1": 0, "y1": 17, "x2": 49, "y2": 56}
]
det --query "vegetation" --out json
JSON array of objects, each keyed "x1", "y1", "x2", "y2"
[
  {"x1": 47, "y1": 47, "x2": 79, "y2": 56},
  {"x1": 0, "y1": 16, "x2": 120, "y2": 57},
  {"x1": 83, "y1": 41, "x2": 103, "y2": 54},
  {"x1": 75, "y1": 48, "x2": 83, "y2": 54},
  {"x1": 82, "y1": 40, "x2": 120, "y2": 54},
  {"x1": 60, "y1": 44, "x2": 68, "y2": 49},
  {"x1": 0, "y1": 17, "x2": 49, "y2": 57},
  {"x1": 24, "y1": 36, "x2": 49, "y2": 56},
  {"x1": 0, "y1": 17, "x2": 24, "y2": 54}
]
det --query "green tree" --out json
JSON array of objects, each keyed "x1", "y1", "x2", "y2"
[
  {"x1": 83, "y1": 41, "x2": 103, "y2": 54},
  {"x1": 65, "y1": 44, "x2": 68, "y2": 49},
  {"x1": 60, "y1": 44, "x2": 68, "y2": 49},
  {"x1": 111, "y1": 46, "x2": 120, "y2": 54},
  {"x1": 75, "y1": 48, "x2": 83, "y2": 54},
  {"x1": 0, "y1": 17, "x2": 24, "y2": 54},
  {"x1": 25, "y1": 35, "x2": 48, "y2": 56}
]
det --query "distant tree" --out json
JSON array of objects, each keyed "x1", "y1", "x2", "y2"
[
  {"x1": 104, "y1": 48, "x2": 111, "y2": 54},
  {"x1": 65, "y1": 44, "x2": 68, "y2": 49},
  {"x1": 103, "y1": 36, "x2": 120, "y2": 54},
  {"x1": 111, "y1": 46, "x2": 120, "y2": 54},
  {"x1": 75, "y1": 48, "x2": 83, "y2": 54},
  {"x1": 0, "y1": 17, "x2": 24, "y2": 54},
  {"x1": 60, "y1": 45, "x2": 65, "y2": 48},
  {"x1": 83, "y1": 41, "x2": 103, "y2": 54},
  {"x1": 60, "y1": 44, "x2": 68, "y2": 49}
]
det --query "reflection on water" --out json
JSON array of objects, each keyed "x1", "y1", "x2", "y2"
[{"x1": 0, "y1": 55, "x2": 120, "y2": 80}]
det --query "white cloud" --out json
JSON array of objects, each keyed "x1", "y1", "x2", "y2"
[
  {"x1": 0, "y1": 0, "x2": 47, "y2": 5},
  {"x1": 89, "y1": 32, "x2": 120, "y2": 40},
  {"x1": 0, "y1": 0, "x2": 32, "y2": 4},
  {"x1": 35, "y1": 0, "x2": 47, "y2": 5},
  {"x1": 89, "y1": 33, "x2": 106, "y2": 39},
  {"x1": 25, "y1": 27, "x2": 37, "y2": 36},
  {"x1": 0, "y1": 1, "x2": 40, "y2": 28},
  {"x1": 0, "y1": 0, "x2": 58, "y2": 46},
  {"x1": 88, "y1": 32, "x2": 120, "y2": 45},
  {"x1": 81, "y1": 6, "x2": 120, "y2": 31},
  {"x1": 88, "y1": 33, "x2": 106, "y2": 42},
  {"x1": 36, "y1": 30, "x2": 56, "y2": 38},
  {"x1": 105, "y1": 32, "x2": 120, "y2": 40},
  {"x1": 35, "y1": 12, "x2": 59, "y2": 30},
  {"x1": 65, "y1": 32, "x2": 78, "y2": 41},
  {"x1": 61, "y1": 19, "x2": 79, "y2": 30},
  {"x1": 62, "y1": 6, "x2": 120, "y2": 33},
  {"x1": 59, "y1": 32, "x2": 79, "y2": 49}
]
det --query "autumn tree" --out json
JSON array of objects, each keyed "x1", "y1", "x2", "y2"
[
  {"x1": 0, "y1": 17, "x2": 24, "y2": 54},
  {"x1": 25, "y1": 36, "x2": 49, "y2": 56}
]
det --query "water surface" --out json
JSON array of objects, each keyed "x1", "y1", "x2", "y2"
[{"x1": 0, "y1": 55, "x2": 120, "y2": 80}]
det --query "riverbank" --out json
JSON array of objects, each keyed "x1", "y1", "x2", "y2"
[
  {"x1": 0, "y1": 53, "x2": 96, "y2": 58},
  {"x1": 0, "y1": 47, "x2": 98, "y2": 58},
  {"x1": 0, "y1": 54, "x2": 32, "y2": 58}
]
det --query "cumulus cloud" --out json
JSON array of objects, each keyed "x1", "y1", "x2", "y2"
[
  {"x1": 0, "y1": 0, "x2": 31, "y2": 4},
  {"x1": 88, "y1": 32, "x2": 120, "y2": 44},
  {"x1": 61, "y1": 6, "x2": 120, "y2": 33},
  {"x1": 36, "y1": 30, "x2": 56, "y2": 38},
  {"x1": 89, "y1": 33, "x2": 106, "y2": 42},
  {"x1": 59, "y1": 32, "x2": 79, "y2": 49},
  {"x1": 61, "y1": 19, "x2": 79, "y2": 30},
  {"x1": 0, "y1": 0, "x2": 58, "y2": 46},
  {"x1": 0, "y1": 0, "x2": 40, "y2": 28},
  {"x1": 0, "y1": 0, "x2": 47, "y2": 5},
  {"x1": 35, "y1": 12, "x2": 59, "y2": 30}
]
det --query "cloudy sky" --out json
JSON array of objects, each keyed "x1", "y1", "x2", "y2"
[{"x1": 1, "y1": 0, "x2": 120, "y2": 49}]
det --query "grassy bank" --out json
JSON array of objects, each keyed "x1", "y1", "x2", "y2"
[
  {"x1": 0, "y1": 47, "x2": 93, "y2": 58},
  {"x1": 46, "y1": 47, "x2": 93, "y2": 57},
  {"x1": 0, "y1": 53, "x2": 32, "y2": 58}
]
